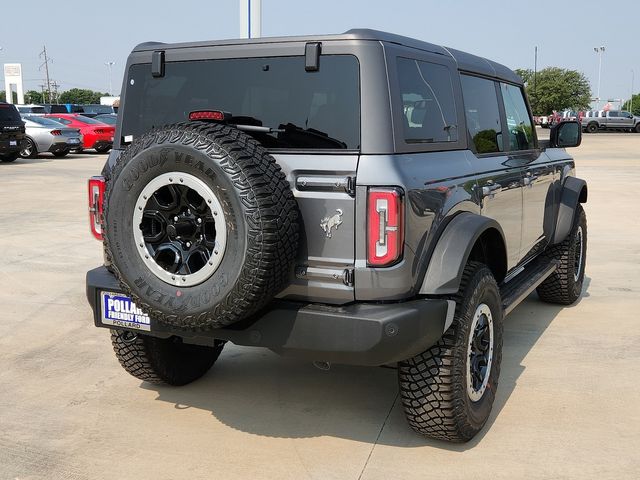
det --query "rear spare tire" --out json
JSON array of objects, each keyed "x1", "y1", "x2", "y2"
[{"x1": 103, "y1": 122, "x2": 299, "y2": 330}]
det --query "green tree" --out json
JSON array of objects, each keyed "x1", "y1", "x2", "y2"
[
  {"x1": 622, "y1": 94, "x2": 640, "y2": 116},
  {"x1": 24, "y1": 90, "x2": 44, "y2": 104},
  {"x1": 514, "y1": 67, "x2": 592, "y2": 115},
  {"x1": 58, "y1": 88, "x2": 108, "y2": 104}
]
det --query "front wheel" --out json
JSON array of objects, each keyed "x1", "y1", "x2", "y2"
[
  {"x1": 110, "y1": 329, "x2": 225, "y2": 386},
  {"x1": 537, "y1": 204, "x2": 587, "y2": 304},
  {"x1": 398, "y1": 262, "x2": 503, "y2": 442},
  {"x1": 635, "y1": 123, "x2": 640, "y2": 133}
]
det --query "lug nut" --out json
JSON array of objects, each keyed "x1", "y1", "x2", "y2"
[
  {"x1": 186, "y1": 242, "x2": 191, "y2": 248},
  {"x1": 174, "y1": 216, "x2": 179, "y2": 221},
  {"x1": 197, "y1": 218, "x2": 202, "y2": 224}
]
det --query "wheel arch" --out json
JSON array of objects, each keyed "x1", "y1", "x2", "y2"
[
  {"x1": 552, "y1": 176, "x2": 587, "y2": 244},
  {"x1": 419, "y1": 212, "x2": 507, "y2": 295}
]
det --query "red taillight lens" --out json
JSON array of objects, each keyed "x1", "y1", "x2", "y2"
[
  {"x1": 94, "y1": 128, "x2": 104, "y2": 134},
  {"x1": 88, "y1": 176, "x2": 106, "y2": 240},
  {"x1": 189, "y1": 110, "x2": 228, "y2": 121},
  {"x1": 51, "y1": 130, "x2": 62, "y2": 136},
  {"x1": 367, "y1": 188, "x2": 404, "y2": 267}
]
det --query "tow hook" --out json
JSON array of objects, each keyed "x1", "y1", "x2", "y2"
[{"x1": 313, "y1": 361, "x2": 331, "y2": 371}]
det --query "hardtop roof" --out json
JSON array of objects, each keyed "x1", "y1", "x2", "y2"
[{"x1": 132, "y1": 28, "x2": 522, "y2": 84}]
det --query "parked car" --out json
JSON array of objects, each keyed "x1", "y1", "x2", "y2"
[
  {"x1": 20, "y1": 115, "x2": 82, "y2": 158},
  {"x1": 82, "y1": 104, "x2": 116, "y2": 116},
  {"x1": 581, "y1": 110, "x2": 640, "y2": 133},
  {"x1": 43, "y1": 114, "x2": 114, "y2": 152},
  {"x1": 42, "y1": 104, "x2": 70, "y2": 114},
  {"x1": 0, "y1": 102, "x2": 26, "y2": 162},
  {"x1": 85, "y1": 29, "x2": 587, "y2": 442},
  {"x1": 93, "y1": 113, "x2": 117, "y2": 125},
  {"x1": 15, "y1": 104, "x2": 46, "y2": 114}
]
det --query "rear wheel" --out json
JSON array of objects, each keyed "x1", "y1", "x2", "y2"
[
  {"x1": 0, "y1": 152, "x2": 19, "y2": 163},
  {"x1": 110, "y1": 329, "x2": 225, "y2": 385},
  {"x1": 95, "y1": 145, "x2": 111, "y2": 153},
  {"x1": 586, "y1": 122, "x2": 598, "y2": 133},
  {"x1": 20, "y1": 138, "x2": 37, "y2": 158},
  {"x1": 398, "y1": 262, "x2": 503, "y2": 442}
]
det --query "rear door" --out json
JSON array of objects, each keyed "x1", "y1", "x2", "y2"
[{"x1": 460, "y1": 74, "x2": 523, "y2": 270}]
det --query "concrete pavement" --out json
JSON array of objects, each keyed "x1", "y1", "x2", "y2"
[{"x1": 0, "y1": 135, "x2": 638, "y2": 479}]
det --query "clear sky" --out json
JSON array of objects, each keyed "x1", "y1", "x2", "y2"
[{"x1": 2, "y1": 0, "x2": 638, "y2": 104}]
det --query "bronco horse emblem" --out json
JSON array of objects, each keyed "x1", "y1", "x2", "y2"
[{"x1": 320, "y1": 209, "x2": 343, "y2": 238}]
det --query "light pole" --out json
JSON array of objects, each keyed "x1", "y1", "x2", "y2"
[
  {"x1": 593, "y1": 46, "x2": 605, "y2": 108},
  {"x1": 631, "y1": 70, "x2": 635, "y2": 114},
  {"x1": 104, "y1": 61, "x2": 115, "y2": 95}
]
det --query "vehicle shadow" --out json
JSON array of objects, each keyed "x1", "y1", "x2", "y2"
[
  {"x1": 142, "y1": 278, "x2": 591, "y2": 450},
  {"x1": 0, "y1": 154, "x2": 89, "y2": 165}
]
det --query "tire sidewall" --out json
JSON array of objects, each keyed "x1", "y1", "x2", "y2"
[
  {"x1": 458, "y1": 269, "x2": 503, "y2": 428},
  {"x1": 105, "y1": 140, "x2": 248, "y2": 325},
  {"x1": 566, "y1": 206, "x2": 587, "y2": 299}
]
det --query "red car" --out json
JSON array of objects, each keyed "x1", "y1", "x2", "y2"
[{"x1": 44, "y1": 114, "x2": 114, "y2": 153}]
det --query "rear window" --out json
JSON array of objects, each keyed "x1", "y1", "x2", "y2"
[
  {"x1": 17, "y1": 106, "x2": 46, "y2": 114},
  {"x1": 0, "y1": 103, "x2": 21, "y2": 122},
  {"x1": 83, "y1": 105, "x2": 113, "y2": 114},
  {"x1": 47, "y1": 105, "x2": 68, "y2": 113},
  {"x1": 24, "y1": 116, "x2": 65, "y2": 127},
  {"x1": 122, "y1": 55, "x2": 361, "y2": 150}
]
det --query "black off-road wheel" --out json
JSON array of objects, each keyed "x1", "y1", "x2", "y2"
[
  {"x1": 536, "y1": 204, "x2": 587, "y2": 305},
  {"x1": 0, "y1": 152, "x2": 19, "y2": 163},
  {"x1": 398, "y1": 262, "x2": 503, "y2": 442},
  {"x1": 110, "y1": 329, "x2": 225, "y2": 385},
  {"x1": 103, "y1": 122, "x2": 298, "y2": 330}
]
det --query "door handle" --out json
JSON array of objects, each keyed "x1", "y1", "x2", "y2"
[{"x1": 481, "y1": 182, "x2": 502, "y2": 198}]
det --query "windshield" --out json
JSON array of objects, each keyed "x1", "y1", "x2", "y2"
[
  {"x1": 24, "y1": 115, "x2": 65, "y2": 127},
  {"x1": 122, "y1": 55, "x2": 361, "y2": 150},
  {"x1": 0, "y1": 103, "x2": 21, "y2": 122}
]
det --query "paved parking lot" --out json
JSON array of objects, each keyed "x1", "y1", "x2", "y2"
[{"x1": 1, "y1": 134, "x2": 639, "y2": 479}]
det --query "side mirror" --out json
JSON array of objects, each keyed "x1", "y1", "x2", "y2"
[{"x1": 549, "y1": 121, "x2": 581, "y2": 148}]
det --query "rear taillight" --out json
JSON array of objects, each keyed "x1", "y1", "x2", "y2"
[
  {"x1": 88, "y1": 176, "x2": 106, "y2": 240},
  {"x1": 367, "y1": 188, "x2": 404, "y2": 267},
  {"x1": 51, "y1": 130, "x2": 62, "y2": 136},
  {"x1": 94, "y1": 128, "x2": 104, "y2": 134}
]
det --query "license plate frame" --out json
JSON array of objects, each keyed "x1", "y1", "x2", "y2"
[{"x1": 100, "y1": 291, "x2": 151, "y2": 331}]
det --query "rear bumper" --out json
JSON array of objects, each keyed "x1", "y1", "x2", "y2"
[{"x1": 86, "y1": 266, "x2": 452, "y2": 366}]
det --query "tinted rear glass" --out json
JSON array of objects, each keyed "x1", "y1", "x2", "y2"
[
  {"x1": 24, "y1": 115, "x2": 65, "y2": 127},
  {"x1": 83, "y1": 105, "x2": 114, "y2": 114},
  {"x1": 122, "y1": 55, "x2": 361, "y2": 150},
  {"x1": 48, "y1": 105, "x2": 68, "y2": 113},
  {"x1": 0, "y1": 103, "x2": 21, "y2": 122}
]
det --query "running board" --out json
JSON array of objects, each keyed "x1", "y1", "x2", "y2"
[{"x1": 500, "y1": 258, "x2": 559, "y2": 316}]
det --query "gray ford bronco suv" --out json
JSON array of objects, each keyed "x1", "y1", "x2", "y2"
[{"x1": 86, "y1": 29, "x2": 587, "y2": 442}]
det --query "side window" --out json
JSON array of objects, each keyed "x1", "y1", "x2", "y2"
[
  {"x1": 500, "y1": 83, "x2": 534, "y2": 151},
  {"x1": 607, "y1": 111, "x2": 618, "y2": 118},
  {"x1": 396, "y1": 58, "x2": 458, "y2": 144},
  {"x1": 460, "y1": 75, "x2": 504, "y2": 154}
]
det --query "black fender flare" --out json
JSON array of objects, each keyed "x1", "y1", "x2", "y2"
[
  {"x1": 552, "y1": 176, "x2": 587, "y2": 244},
  {"x1": 419, "y1": 212, "x2": 506, "y2": 295}
]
